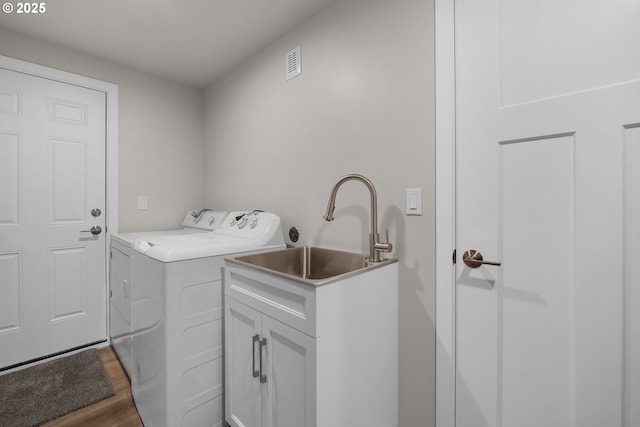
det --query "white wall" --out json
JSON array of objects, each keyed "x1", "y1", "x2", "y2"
[
  {"x1": 203, "y1": 1, "x2": 436, "y2": 425},
  {"x1": 0, "y1": 28, "x2": 205, "y2": 232}
]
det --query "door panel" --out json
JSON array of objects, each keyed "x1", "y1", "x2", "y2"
[
  {"x1": 262, "y1": 315, "x2": 316, "y2": 427},
  {"x1": 50, "y1": 247, "x2": 85, "y2": 320},
  {"x1": 225, "y1": 297, "x2": 262, "y2": 427},
  {"x1": 0, "y1": 132, "x2": 19, "y2": 224},
  {"x1": 49, "y1": 138, "x2": 86, "y2": 223},
  {"x1": 455, "y1": 1, "x2": 640, "y2": 426},
  {"x1": 500, "y1": 136, "x2": 574, "y2": 426},
  {"x1": 0, "y1": 252, "x2": 20, "y2": 334},
  {"x1": 0, "y1": 68, "x2": 106, "y2": 369},
  {"x1": 498, "y1": 0, "x2": 640, "y2": 107}
]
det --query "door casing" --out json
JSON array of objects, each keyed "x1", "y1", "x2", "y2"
[{"x1": 434, "y1": 0, "x2": 459, "y2": 425}]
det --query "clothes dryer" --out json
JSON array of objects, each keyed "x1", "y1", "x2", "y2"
[
  {"x1": 109, "y1": 210, "x2": 227, "y2": 379},
  {"x1": 130, "y1": 210, "x2": 285, "y2": 427}
]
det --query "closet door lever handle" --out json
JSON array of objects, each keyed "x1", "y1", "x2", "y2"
[{"x1": 463, "y1": 249, "x2": 501, "y2": 268}]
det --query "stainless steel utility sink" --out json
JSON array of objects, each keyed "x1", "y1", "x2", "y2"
[{"x1": 227, "y1": 246, "x2": 397, "y2": 286}]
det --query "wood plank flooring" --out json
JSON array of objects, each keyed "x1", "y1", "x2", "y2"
[{"x1": 41, "y1": 346, "x2": 143, "y2": 427}]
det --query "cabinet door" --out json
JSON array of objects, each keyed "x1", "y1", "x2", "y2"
[
  {"x1": 109, "y1": 246, "x2": 133, "y2": 378},
  {"x1": 262, "y1": 315, "x2": 316, "y2": 427},
  {"x1": 110, "y1": 247, "x2": 130, "y2": 324},
  {"x1": 226, "y1": 297, "x2": 262, "y2": 427}
]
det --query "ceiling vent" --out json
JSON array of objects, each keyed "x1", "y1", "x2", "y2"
[{"x1": 286, "y1": 46, "x2": 301, "y2": 81}]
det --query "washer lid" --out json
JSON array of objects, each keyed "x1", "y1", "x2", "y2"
[
  {"x1": 135, "y1": 211, "x2": 285, "y2": 262},
  {"x1": 134, "y1": 234, "x2": 256, "y2": 262}
]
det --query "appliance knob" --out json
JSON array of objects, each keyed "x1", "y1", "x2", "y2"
[
  {"x1": 237, "y1": 217, "x2": 248, "y2": 229},
  {"x1": 249, "y1": 218, "x2": 258, "y2": 228}
]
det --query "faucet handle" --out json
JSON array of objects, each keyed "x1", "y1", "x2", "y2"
[{"x1": 375, "y1": 229, "x2": 393, "y2": 253}]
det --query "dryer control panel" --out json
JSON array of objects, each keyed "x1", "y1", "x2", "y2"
[{"x1": 182, "y1": 209, "x2": 228, "y2": 231}]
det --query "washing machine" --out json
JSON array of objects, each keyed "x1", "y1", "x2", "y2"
[
  {"x1": 109, "y1": 209, "x2": 228, "y2": 379},
  {"x1": 129, "y1": 210, "x2": 285, "y2": 427}
]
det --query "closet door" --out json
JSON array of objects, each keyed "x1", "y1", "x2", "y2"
[{"x1": 454, "y1": 1, "x2": 640, "y2": 426}]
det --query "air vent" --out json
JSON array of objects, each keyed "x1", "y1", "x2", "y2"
[{"x1": 286, "y1": 46, "x2": 301, "y2": 81}]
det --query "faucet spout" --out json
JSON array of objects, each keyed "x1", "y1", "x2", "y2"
[{"x1": 323, "y1": 174, "x2": 392, "y2": 262}]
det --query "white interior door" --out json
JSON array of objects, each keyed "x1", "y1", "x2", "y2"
[
  {"x1": 0, "y1": 67, "x2": 107, "y2": 369},
  {"x1": 455, "y1": 1, "x2": 640, "y2": 426}
]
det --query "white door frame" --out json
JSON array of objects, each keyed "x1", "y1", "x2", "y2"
[
  {"x1": 435, "y1": 0, "x2": 456, "y2": 426},
  {"x1": 0, "y1": 54, "x2": 119, "y2": 343}
]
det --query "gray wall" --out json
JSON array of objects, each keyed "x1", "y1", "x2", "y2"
[
  {"x1": 203, "y1": 1, "x2": 435, "y2": 425},
  {"x1": 0, "y1": 28, "x2": 205, "y2": 232},
  {"x1": 0, "y1": 0, "x2": 436, "y2": 424}
]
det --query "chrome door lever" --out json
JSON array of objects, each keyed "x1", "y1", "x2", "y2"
[
  {"x1": 81, "y1": 226, "x2": 102, "y2": 235},
  {"x1": 463, "y1": 249, "x2": 501, "y2": 268}
]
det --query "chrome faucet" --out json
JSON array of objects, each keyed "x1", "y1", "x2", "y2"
[{"x1": 323, "y1": 174, "x2": 392, "y2": 262}]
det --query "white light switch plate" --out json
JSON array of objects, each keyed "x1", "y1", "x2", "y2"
[{"x1": 405, "y1": 188, "x2": 422, "y2": 215}]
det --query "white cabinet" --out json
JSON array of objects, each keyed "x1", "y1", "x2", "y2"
[
  {"x1": 224, "y1": 260, "x2": 398, "y2": 427},
  {"x1": 226, "y1": 298, "x2": 316, "y2": 427}
]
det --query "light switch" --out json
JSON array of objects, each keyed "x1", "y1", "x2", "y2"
[{"x1": 405, "y1": 188, "x2": 422, "y2": 215}]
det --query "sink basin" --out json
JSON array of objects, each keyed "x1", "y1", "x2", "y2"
[{"x1": 227, "y1": 246, "x2": 397, "y2": 286}]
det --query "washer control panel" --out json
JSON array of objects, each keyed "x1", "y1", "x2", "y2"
[
  {"x1": 228, "y1": 210, "x2": 262, "y2": 230},
  {"x1": 213, "y1": 211, "x2": 284, "y2": 245}
]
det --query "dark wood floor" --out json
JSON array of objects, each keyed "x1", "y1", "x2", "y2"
[{"x1": 41, "y1": 346, "x2": 143, "y2": 427}]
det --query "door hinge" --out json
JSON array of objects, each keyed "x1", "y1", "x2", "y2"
[{"x1": 452, "y1": 249, "x2": 457, "y2": 264}]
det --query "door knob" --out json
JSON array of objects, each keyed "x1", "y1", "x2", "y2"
[
  {"x1": 81, "y1": 226, "x2": 102, "y2": 235},
  {"x1": 463, "y1": 249, "x2": 501, "y2": 268}
]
